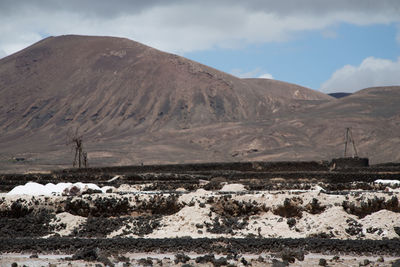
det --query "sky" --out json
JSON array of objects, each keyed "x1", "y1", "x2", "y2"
[{"x1": 1, "y1": 0, "x2": 400, "y2": 93}]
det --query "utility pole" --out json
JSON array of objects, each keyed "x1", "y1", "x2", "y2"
[{"x1": 83, "y1": 151, "x2": 88, "y2": 168}]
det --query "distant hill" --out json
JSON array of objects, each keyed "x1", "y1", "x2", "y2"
[
  {"x1": 0, "y1": 35, "x2": 399, "y2": 171},
  {"x1": 328, "y1": 92, "x2": 352, "y2": 98}
]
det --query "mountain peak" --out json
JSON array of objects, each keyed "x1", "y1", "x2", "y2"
[{"x1": 0, "y1": 35, "x2": 330, "y2": 133}]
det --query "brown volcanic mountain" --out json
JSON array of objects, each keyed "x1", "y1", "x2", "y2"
[
  {"x1": 0, "y1": 35, "x2": 329, "y2": 133},
  {"x1": 0, "y1": 35, "x2": 399, "y2": 171}
]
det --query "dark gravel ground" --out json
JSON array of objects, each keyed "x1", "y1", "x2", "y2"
[
  {"x1": 1, "y1": 160, "x2": 400, "y2": 192},
  {"x1": 1, "y1": 237, "x2": 400, "y2": 256}
]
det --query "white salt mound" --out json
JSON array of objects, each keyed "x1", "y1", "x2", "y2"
[
  {"x1": 375, "y1": 179, "x2": 400, "y2": 185},
  {"x1": 107, "y1": 175, "x2": 120, "y2": 182},
  {"x1": 312, "y1": 185, "x2": 325, "y2": 192},
  {"x1": 7, "y1": 182, "x2": 108, "y2": 196},
  {"x1": 179, "y1": 188, "x2": 209, "y2": 203},
  {"x1": 50, "y1": 212, "x2": 87, "y2": 237},
  {"x1": 220, "y1": 183, "x2": 246, "y2": 192}
]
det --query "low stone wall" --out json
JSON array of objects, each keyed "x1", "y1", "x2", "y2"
[
  {"x1": 1, "y1": 160, "x2": 400, "y2": 192},
  {"x1": 1, "y1": 237, "x2": 399, "y2": 255},
  {"x1": 54, "y1": 161, "x2": 331, "y2": 174},
  {"x1": 331, "y1": 157, "x2": 369, "y2": 169}
]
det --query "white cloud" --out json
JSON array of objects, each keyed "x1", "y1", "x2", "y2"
[
  {"x1": 0, "y1": 49, "x2": 6, "y2": 59},
  {"x1": 320, "y1": 57, "x2": 400, "y2": 93},
  {"x1": 231, "y1": 68, "x2": 273, "y2": 79},
  {"x1": 231, "y1": 68, "x2": 260, "y2": 78},
  {"x1": 0, "y1": 1, "x2": 400, "y2": 56},
  {"x1": 258, "y1": 73, "x2": 274, "y2": 79}
]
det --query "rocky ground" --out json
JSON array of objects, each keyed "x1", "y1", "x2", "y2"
[
  {"x1": 1, "y1": 162, "x2": 400, "y2": 266},
  {"x1": 1, "y1": 252, "x2": 399, "y2": 267}
]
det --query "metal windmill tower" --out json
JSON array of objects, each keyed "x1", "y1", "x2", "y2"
[
  {"x1": 72, "y1": 136, "x2": 83, "y2": 168},
  {"x1": 67, "y1": 128, "x2": 88, "y2": 168},
  {"x1": 344, "y1": 127, "x2": 358, "y2": 158}
]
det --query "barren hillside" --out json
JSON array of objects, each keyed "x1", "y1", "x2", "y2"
[
  {"x1": 0, "y1": 35, "x2": 399, "y2": 171},
  {"x1": 0, "y1": 35, "x2": 328, "y2": 133}
]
